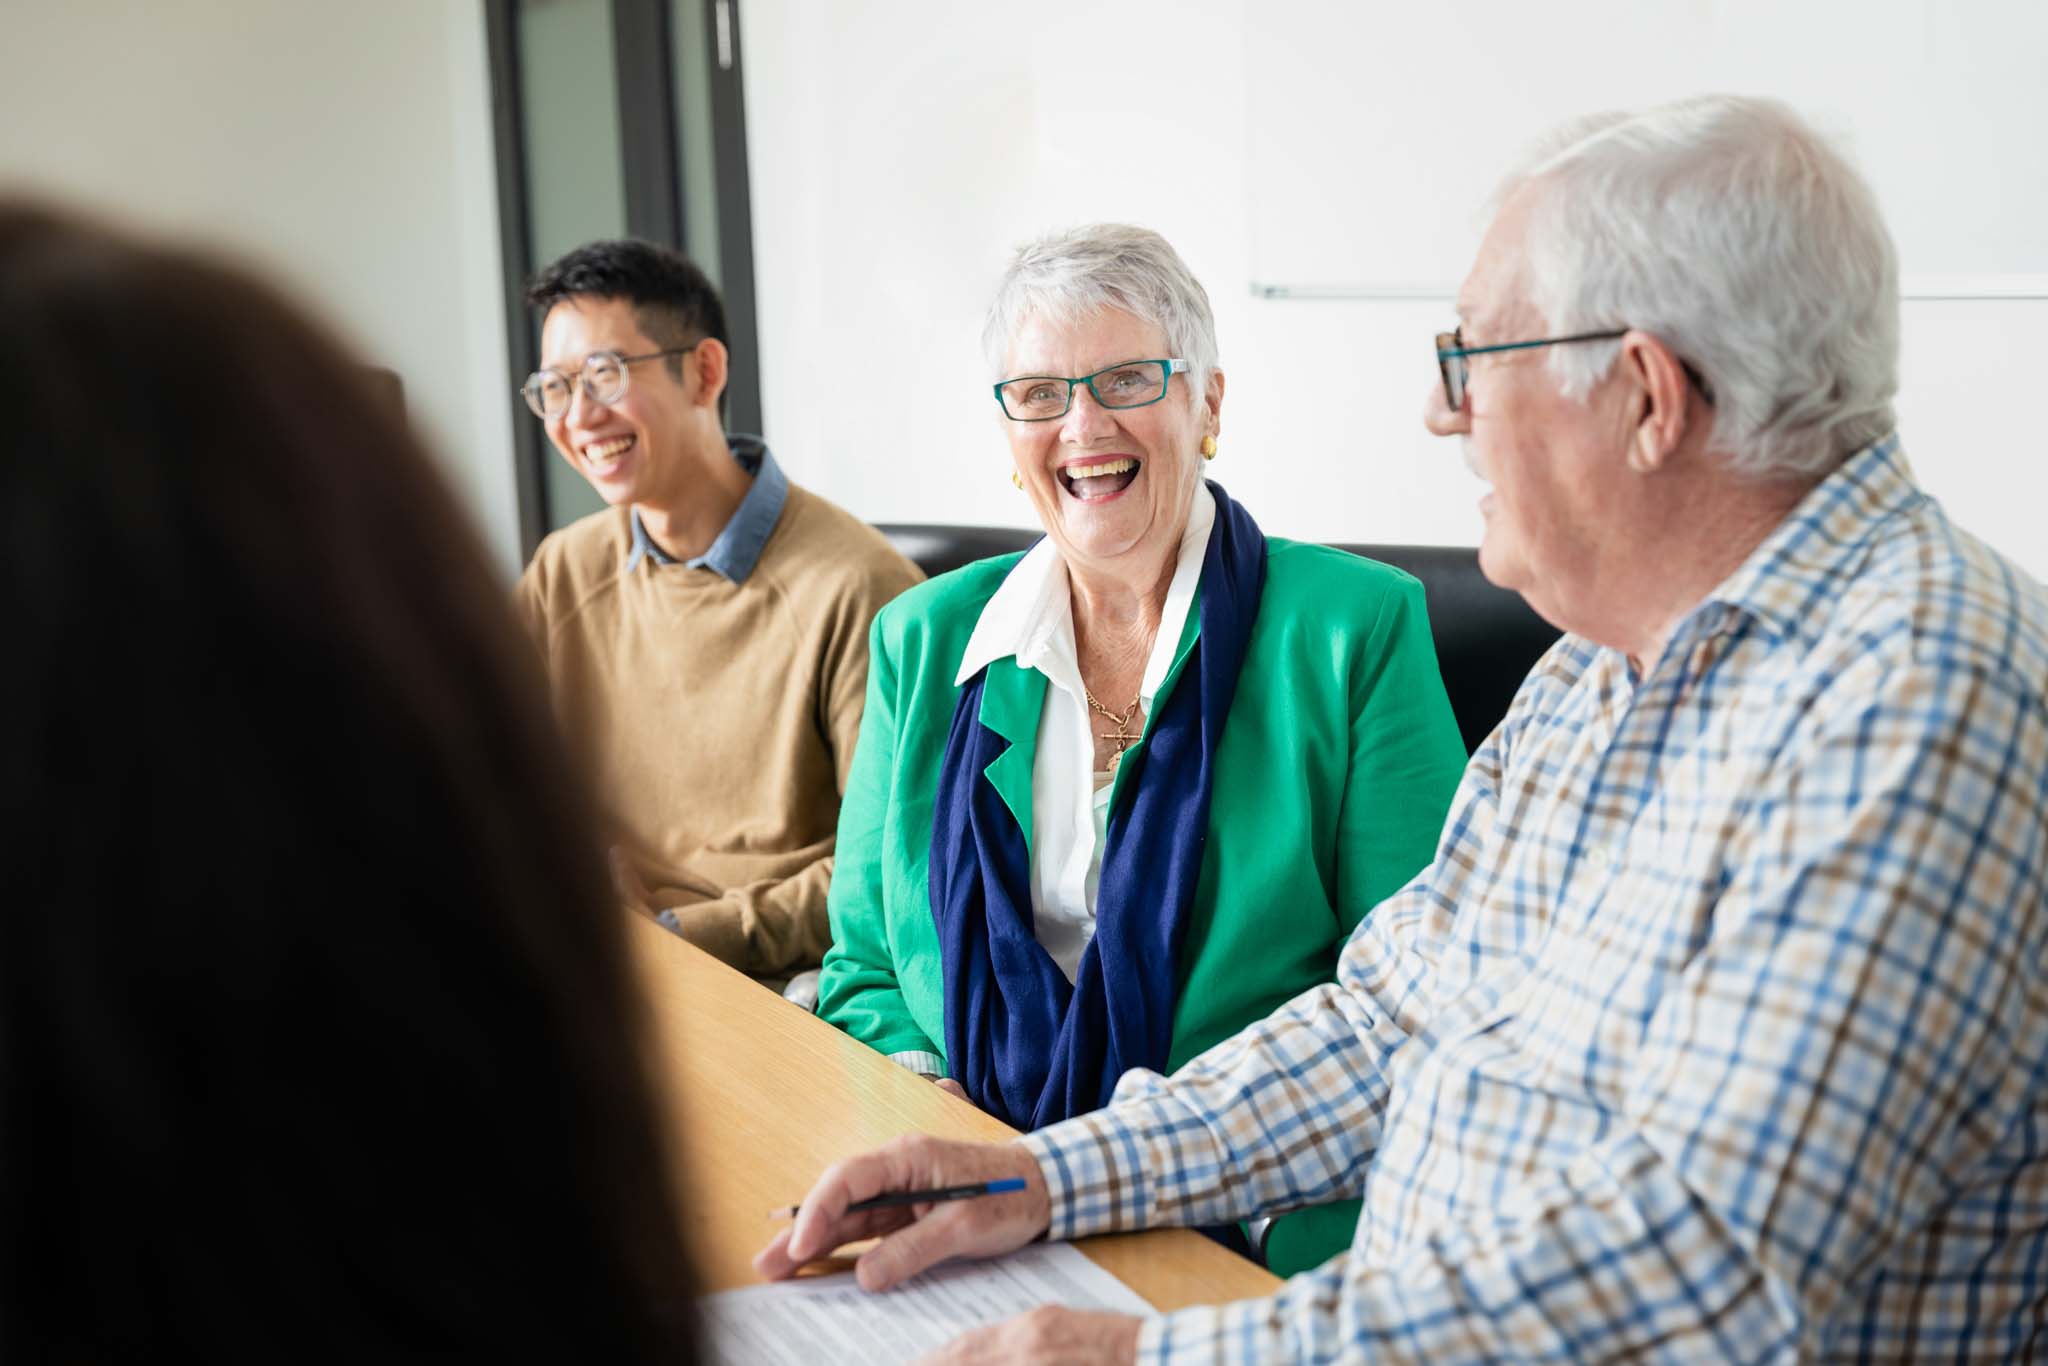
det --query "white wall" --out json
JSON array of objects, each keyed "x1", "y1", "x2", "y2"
[
  {"x1": 742, "y1": 1, "x2": 1266, "y2": 534},
  {"x1": 740, "y1": 0, "x2": 2048, "y2": 581},
  {"x1": 6, "y1": 3, "x2": 2039, "y2": 585},
  {"x1": 0, "y1": 0, "x2": 520, "y2": 575}
]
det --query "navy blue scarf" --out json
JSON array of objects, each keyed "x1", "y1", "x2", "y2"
[{"x1": 929, "y1": 482, "x2": 1267, "y2": 1130}]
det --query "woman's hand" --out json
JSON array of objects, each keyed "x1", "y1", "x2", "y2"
[
  {"x1": 914, "y1": 1307, "x2": 1143, "y2": 1364},
  {"x1": 933, "y1": 1076, "x2": 971, "y2": 1103},
  {"x1": 752, "y1": 1135, "x2": 1049, "y2": 1291}
]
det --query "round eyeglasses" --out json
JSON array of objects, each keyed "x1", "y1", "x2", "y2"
[
  {"x1": 993, "y1": 358, "x2": 1188, "y2": 421},
  {"x1": 520, "y1": 344, "x2": 699, "y2": 420}
]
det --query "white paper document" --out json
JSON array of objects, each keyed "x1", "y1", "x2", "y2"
[{"x1": 697, "y1": 1242, "x2": 1155, "y2": 1364}]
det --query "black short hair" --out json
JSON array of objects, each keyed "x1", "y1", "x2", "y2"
[
  {"x1": 527, "y1": 238, "x2": 730, "y2": 422},
  {"x1": 0, "y1": 202, "x2": 697, "y2": 1362}
]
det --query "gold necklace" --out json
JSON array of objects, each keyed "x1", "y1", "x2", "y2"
[{"x1": 1083, "y1": 686, "x2": 1143, "y2": 770}]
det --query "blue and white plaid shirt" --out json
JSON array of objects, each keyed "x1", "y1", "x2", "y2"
[{"x1": 1019, "y1": 436, "x2": 2048, "y2": 1362}]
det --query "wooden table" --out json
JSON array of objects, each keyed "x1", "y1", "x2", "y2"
[{"x1": 632, "y1": 916, "x2": 1283, "y2": 1311}]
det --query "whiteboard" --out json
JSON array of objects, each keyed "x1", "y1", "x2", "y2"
[{"x1": 1245, "y1": 0, "x2": 2048, "y2": 297}]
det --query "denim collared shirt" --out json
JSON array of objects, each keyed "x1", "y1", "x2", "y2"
[{"x1": 623, "y1": 433, "x2": 787, "y2": 582}]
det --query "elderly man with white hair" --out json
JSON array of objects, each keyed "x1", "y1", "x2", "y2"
[{"x1": 757, "y1": 95, "x2": 2048, "y2": 1363}]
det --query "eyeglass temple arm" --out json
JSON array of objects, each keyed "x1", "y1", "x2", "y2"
[{"x1": 1438, "y1": 329, "x2": 1628, "y2": 360}]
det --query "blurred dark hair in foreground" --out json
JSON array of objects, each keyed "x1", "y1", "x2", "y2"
[{"x1": 0, "y1": 202, "x2": 696, "y2": 1361}]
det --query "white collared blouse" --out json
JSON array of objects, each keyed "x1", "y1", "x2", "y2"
[{"x1": 949, "y1": 483, "x2": 1215, "y2": 982}]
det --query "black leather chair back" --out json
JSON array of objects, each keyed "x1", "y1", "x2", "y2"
[{"x1": 875, "y1": 526, "x2": 1560, "y2": 754}]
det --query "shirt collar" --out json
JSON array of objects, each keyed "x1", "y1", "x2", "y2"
[
  {"x1": 622, "y1": 434, "x2": 787, "y2": 582},
  {"x1": 1701, "y1": 432, "x2": 1924, "y2": 644},
  {"x1": 955, "y1": 481, "x2": 1216, "y2": 699}
]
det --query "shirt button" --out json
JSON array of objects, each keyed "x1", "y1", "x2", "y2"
[{"x1": 1583, "y1": 846, "x2": 1614, "y2": 872}]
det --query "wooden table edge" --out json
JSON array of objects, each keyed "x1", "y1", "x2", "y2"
[{"x1": 631, "y1": 917, "x2": 1284, "y2": 1313}]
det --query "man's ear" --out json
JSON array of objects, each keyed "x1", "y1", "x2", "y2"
[
  {"x1": 688, "y1": 337, "x2": 730, "y2": 412},
  {"x1": 1618, "y1": 330, "x2": 1693, "y2": 473}
]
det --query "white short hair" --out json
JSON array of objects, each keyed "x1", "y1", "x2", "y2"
[
  {"x1": 1503, "y1": 95, "x2": 1899, "y2": 478},
  {"x1": 983, "y1": 224, "x2": 1218, "y2": 410}
]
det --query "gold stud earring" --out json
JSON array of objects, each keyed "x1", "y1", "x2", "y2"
[
  {"x1": 1011, "y1": 471, "x2": 1023, "y2": 489},
  {"x1": 1201, "y1": 435, "x2": 1217, "y2": 461}
]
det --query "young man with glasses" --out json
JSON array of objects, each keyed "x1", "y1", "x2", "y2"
[{"x1": 516, "y1": 240, "x2": 921, "y2": 983}]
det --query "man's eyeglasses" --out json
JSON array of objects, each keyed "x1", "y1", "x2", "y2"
[
  {"x1": 1434, "y1": 328, "x2": 1714, "y2": 411},
  {"x1": 993, "y1": 358, "x2": 1188, "y2": 422},
  {"x1": 1433, "y1": 328, "x2": 1625, "y2": 411},
  {"x1": 521, "y1": 344, "x2": 699, "y2": 420}
]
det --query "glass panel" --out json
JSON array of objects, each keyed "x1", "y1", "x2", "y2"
[
  {"x1": 517, "y1": 0, "x2": 626, "y2": 530},
  {"x1": 670, "y1": 0, "x2": 723, "y2": 286}
]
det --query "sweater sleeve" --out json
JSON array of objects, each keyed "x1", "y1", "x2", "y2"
[
  {"x1": 816, "y1": 611, "x2": 943, "y2": 1062},
  {"x1": 657, "y1": 866, "x2": 834, "y2": 974},
  {"x1": 510, "y1": 540, "x2": 555, "y2": 669},
  {"x1": 819, "y1": 551, "x2": 924, "y2": 797},
  {"x1": 655, "y1": 547, "x2": 921, "y2": 975}
]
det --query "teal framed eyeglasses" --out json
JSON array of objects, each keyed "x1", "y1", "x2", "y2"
[
  {"x1": 1433, "y1": 328, "x2": 1625, "y2": 411},
  {"x1": 993, "y1": 358, "x2": 1188, "y2": 421}
]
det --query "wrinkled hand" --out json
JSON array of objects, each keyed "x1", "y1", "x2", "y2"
[
  {"x1": 752, "y1": 1135, "x2": 1048, "y2": 1292},
  {"x1": 913, "y1": 1307, "x2": 1143, "y2": 1364}
]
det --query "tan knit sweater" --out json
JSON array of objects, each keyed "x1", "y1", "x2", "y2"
[{"x1": 516, "y1": 485, "x2": 923, "y2": 973}]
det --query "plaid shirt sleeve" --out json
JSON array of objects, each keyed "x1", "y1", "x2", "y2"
[
  {"x1": 1020, "y1": 729, "x2": 1507, "y2": 1242},
  {"x1": 1024, "y1": 651, "x2": 2048, "y2": 1362}
]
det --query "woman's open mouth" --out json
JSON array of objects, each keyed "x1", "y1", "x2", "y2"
[{"x1": 1059, "y1": 457, "x2": 1140, "y2": 501}]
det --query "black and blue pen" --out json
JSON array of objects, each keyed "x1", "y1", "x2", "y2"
[{"x1": 769, "y1": 1177, "x2": 1026, "y2": 1221}]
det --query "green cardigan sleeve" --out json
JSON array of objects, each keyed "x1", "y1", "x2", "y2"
[
  {"x1": 815, "y1": 615, "x2": 940, "y2": 1062},
  {"x1": 1263, "y1": 571, "x2": 1467, "y2": 1280},
  {"x1": 1335, "y1": 573, "x2": 1468, "y2": 929}
]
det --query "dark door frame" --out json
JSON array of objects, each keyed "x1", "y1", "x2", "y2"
[
  {"x1": 485, "y1": 0, "x2": 764, "y2": 559},
  {"x1": 701, "y1": 0, "x2": 763, "y2": 439}
]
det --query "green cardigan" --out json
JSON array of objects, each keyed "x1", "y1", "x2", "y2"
[{"x1": 817, "y1": 538, "x2": 1466, "y2": 1274}]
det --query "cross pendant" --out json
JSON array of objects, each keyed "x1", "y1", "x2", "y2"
[{"x1": 1103, "y1": 725, "x2": 1140, "y2": 770}]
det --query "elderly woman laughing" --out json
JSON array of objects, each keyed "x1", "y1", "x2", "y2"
[{"x1": 816, "y1": 224, "x2": 1466, "y2": 1274}]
